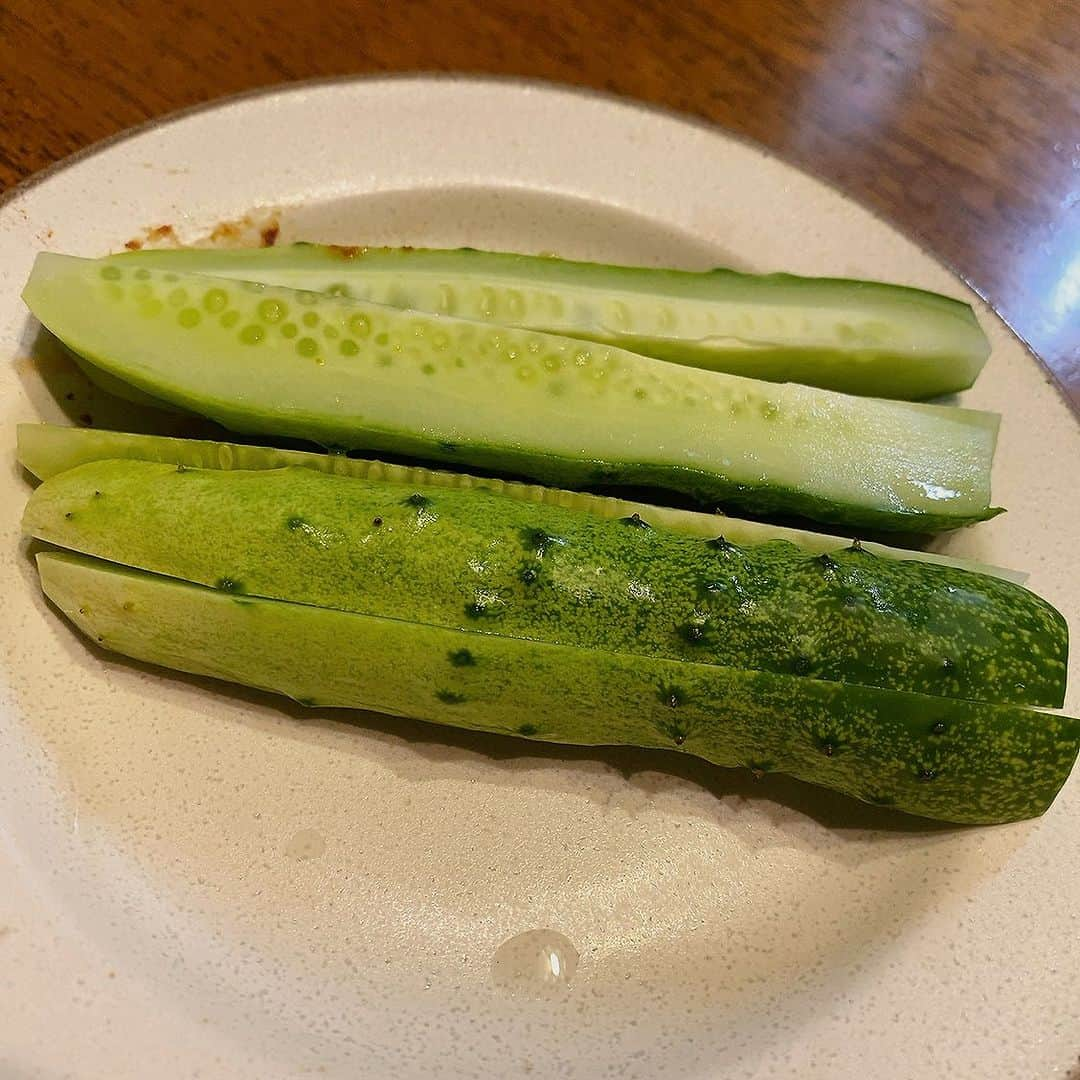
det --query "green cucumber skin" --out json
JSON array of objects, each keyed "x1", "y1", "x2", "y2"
[
  {"x1": 36, "y1": 551, "x2": 1080, "y2": 825},
  {"x1": 22, "y1": 254, "x2": 1002, "y2": 533},
  {"x1": 23, "y1": 459, "x2": 1066, "y2": 707},
  {"x1": 14, "y1": 423, "x2": 1027, "y2": 584},
  {"x1": 69, "y1": 352, "x2": 189, "y2": 413},
  {"x1": 114, "y1": 244, "x2": 991, "y2": 401}
]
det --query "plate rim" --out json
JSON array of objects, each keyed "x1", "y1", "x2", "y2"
[{"x1": 2, "y1": 72, "x2": 1078, "y2": 1080}]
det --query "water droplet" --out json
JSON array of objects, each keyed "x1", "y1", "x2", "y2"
[
  {"x1": 491, "y1": 929, "x2": 578, "y2": 997},
  {"x1": 284, "y1": 828, "x2": 326, "y2": 860}
]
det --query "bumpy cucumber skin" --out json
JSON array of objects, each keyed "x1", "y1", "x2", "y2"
[
  {"x1": 14, "y1": 423, "x2": 1028, "y2": 584},
  {"x1": 22, "y1": 255, "x2": 1001, "y2": 532},
  {"x1": 24, "y1": 460, "x2": 1066, "y2": 707},
  {"x1": 37, "y1": 551, "x2": 1080, "y2": 825},
  {"x1": 114, "y1": 244, "x2": 991, "y2": 401}
]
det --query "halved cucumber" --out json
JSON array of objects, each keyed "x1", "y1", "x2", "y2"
[
  {"x1": 114, "y1": 244, "x2": 991, "y2": 400},
  {"x1": 37, "y1": 550, "x2": 1080, "y2": 825},
  {"x1": 23, "y1": 458, "x2": 1065, "y2": 705},
  {"x1": 14, "y1": 423, "x2": 1025, "y2": 582},
  {"x1": 23, "y1": 255, "x2": 1002, "y2": 532}
]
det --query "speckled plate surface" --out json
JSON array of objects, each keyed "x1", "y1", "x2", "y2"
[{"x1": 1, "y1": 77, "x2": 1078, "y2": 1080}]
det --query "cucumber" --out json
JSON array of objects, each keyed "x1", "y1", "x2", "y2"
[
  {"x1": 23, "y1": 459, "x2": 1065, "y2": 706},
  {"x1": 36, "y1": 550, "x2": 1080, "y2": 825},
  {"x1": 22, "y1": 254, "x2": 1002, "y2": 532},
  {"x1": 14, "y1": 423, "x2": 1026, "y2": 583},
  {"x1": 114, "y1": 244, "x2": 990, "y2": 401}
]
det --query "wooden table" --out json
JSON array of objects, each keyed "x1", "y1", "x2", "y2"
[{"x1": 2, "y1": 0, "x2": 1077, "y2": 405}]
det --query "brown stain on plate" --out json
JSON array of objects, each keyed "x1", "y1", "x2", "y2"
[{"x1": 123, "y1": 211, "x2": 281, "y2": 253}]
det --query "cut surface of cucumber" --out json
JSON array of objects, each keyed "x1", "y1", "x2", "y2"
[
  {"x1": 37, "y1": 551, "x2": 1080, "y2": 825},
  {"x1": 14, "y1": 423, "x2": 1025, "y2": 582},
  {"x1": 23, "y1": 459, "x2": 1066, "y2": 706},
  {"x1": 22, "y1": 254, "x2": 1002, "y2": 532},
  {"x1": 114, "y1": 244, "x2": 991, "y2": 400}
]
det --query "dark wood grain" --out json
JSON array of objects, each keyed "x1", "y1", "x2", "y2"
[{"x1": 1, "y1": 0, "x2": 1077, "y2": 403}]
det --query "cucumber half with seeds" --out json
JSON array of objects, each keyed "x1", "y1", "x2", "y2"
[
  {"x1": 114, "y1": 244, "x2": 991, "y2": 401},
  {"x1": 14, "y1": 423, "x2": 1025, "y2": 583},
  {"x1": 22, "y1": 458, "x2": 1066, "y2": 706},
  {"x1": 23, "y1": 254, "x2": 1002, "y2": 532},
  {"x1": 36, "y1": 551, "x2": 1080, "y2": 825}
]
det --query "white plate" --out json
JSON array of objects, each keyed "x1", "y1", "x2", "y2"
[{"x1": 1, "y1": 77, "x2": 1078, "y2": 1080}]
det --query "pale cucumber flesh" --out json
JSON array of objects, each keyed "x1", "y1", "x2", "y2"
[
  {"x1": 14, "y1": 423, "x2": 1025, "y2": 582},
  {"x1": 114, "y1": 244, "x2": 991, "y2": 401},
  {"x1": 23, "y1": 254, "x2": 1002, "y2": 532},
  {"x1": 37, "y1": 551, "x2": 1080, "y2": 825},
  {"x1": 23, "y1": 458, "x2": 1065, "y2": 706}
]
